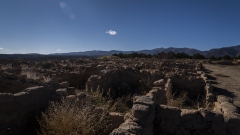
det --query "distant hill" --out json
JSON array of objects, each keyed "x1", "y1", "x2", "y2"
[
  {"x1": 51, "y1": 45, "x2": 240, "y2": 57},
  {"x1": 204, "y1": 45, "x2": 240, "y2": 57},
  {"x1": 1, "y1": 45, "x2": 240, "y2": 59}
]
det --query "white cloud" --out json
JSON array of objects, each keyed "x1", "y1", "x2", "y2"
[
  {"x1": 57, "y1": 49, "x2": 61, "y2": 51},
  {"x1": 59, "y1": 2, "x2": 66, "y2": 9},
  {"x1": 106, "y1": 30, "x2": 117, "y2": 35},
  {"x1": 0, "y1": 47, "x2": 3, "y2": 50}
]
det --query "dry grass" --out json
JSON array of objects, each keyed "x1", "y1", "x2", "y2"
[
  {"x1": 166, "y1": 90, "x2": 188, "y2": 108},
  {"x1": 0, "y1": 63, "x2": 12, "y2": 70},
  {"x1": 85, "y1": 88, "x2": 131, "y2": 113},
  {"x1": 21, "y1": 70, "x2": 52, "y2": 83},
  {"x1": 166, "y1": 91, "x2": 213, "y2": 110},
  {"x1": 37, "y1": 99, "x2": 112, "y2": 135},
  {"x1": 139, "y1": 76, "x2": 154, "y2": 95}
]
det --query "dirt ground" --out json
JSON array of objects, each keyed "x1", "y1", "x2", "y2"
[{"x1": 203, "y1": 64, "x2": 240, "y2": 109}]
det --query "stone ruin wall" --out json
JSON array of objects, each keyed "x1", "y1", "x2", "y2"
[
  {"x1": 111, "y1": 65, "x2": 240, "y2": 135},
  {"x1": 1, "y1": 59, "x2": 240, "y2": 135},
  {"x1": 0, "y1": 72, "x2": 77, "y2": 134}
]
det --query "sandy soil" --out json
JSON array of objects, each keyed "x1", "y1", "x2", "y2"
[{"x1": 203, "y1": 64, "x2": 240, "y2": 108}]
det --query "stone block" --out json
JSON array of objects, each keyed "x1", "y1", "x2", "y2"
[
  {"x1": 60, "y1": 81, "x2": 69, "y2": 88},
  {"x1": 132, "y1": 104, "x2": 150, "y2": 119},
  {"x1": 56, "y1": 88, "x2": 67, "y2": 97}
]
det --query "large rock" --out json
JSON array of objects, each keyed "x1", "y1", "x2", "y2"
[
  {"x1": 132, "y1": 104, "x2": 150, "y2": 119},
  {"x1": 118, "y1": 119, "x2": 143, "y2": 135}
]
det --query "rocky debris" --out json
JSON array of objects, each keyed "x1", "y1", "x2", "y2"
[
  {"x1": 0, "y1": 85, "x2": 56, "y2": 134},
  {"x1": 1, "y1": 58, "x2": 239, "y2": 134},
  {"x1": 153, "y1": 79, "x2": 165, "y2": 86},
  {"x1": 60, "y1": 81, "x2": 69, "y2": 88},
  {"x1": 111, "y1": 69, "x2": 239, "y2": 135},
  {"x1": 213, "y1": 95, "x2": 240, "y2": 134},
  {"x1": 146, "y1": 87, "x2": 167, "y2": 105},
  {"x1": 111, "y1": 96, "x2": 156, "y2": 135}
]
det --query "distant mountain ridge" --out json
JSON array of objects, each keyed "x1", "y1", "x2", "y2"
[
  {"x1": 51, "y1": 45, "x2": 240, "y2": 57},
  {"x1": 1, "y1": 45, "x2": 240, "y2": 59}
]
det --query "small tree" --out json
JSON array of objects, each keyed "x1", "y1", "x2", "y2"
[
  {"x1": 222, "y1": 55, "x2": 231, "y2": 60},
  {"x1": 209, "y1": 56, "x2": 217, "y2": 60}
]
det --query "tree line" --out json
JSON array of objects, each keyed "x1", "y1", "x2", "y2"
[{"x1": 112, "y1": 52, "x2": 240, "y2": 60}]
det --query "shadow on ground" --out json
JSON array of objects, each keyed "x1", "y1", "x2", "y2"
[{"x1": 213, "y1": 86, "x2": 235, "y2": 99}]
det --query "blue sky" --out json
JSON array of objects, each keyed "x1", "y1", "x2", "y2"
[{"x1": 0, "y1": 0, "x2": 240, "y2": 54}]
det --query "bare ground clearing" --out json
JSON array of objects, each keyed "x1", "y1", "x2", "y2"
[{"x1": 204, "y1": 64, "x2": 240, "y2": 110}]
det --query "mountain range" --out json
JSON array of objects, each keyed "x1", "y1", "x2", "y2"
[
  {"x1": 51, "y1": 45, "x2": 240, "y2": 57},
  {"x1": 1, "y1": 45, "x2": 240, "y2": 59}
]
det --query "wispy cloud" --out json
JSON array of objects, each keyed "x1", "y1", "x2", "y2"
[
  {"x1": 0, "y1": 47, "x2": 3, "y2": 50},
  {"x1": 106, "y1": 30, "x2": 117, "y2": 35},
  {"x1": 57, "y1": 49, "x2": 61, "y2": 51}
]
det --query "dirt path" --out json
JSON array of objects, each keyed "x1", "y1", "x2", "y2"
[{"x1": 203, "y1": 64, "x2": 240, "y2": 108}]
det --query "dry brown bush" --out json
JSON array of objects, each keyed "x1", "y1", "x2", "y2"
[
  {"x1": 166, "y1": 90, "x2": 188, "y2": 108},
  {"x1": 166, "y1": 91, "x2": 213, "y2": 109},
  {"x1": 37, "y1": 99, "x2": 112, "y2": 135},
  {"x1": 85, "y1": 88, "x2": 131, "y2": 113}
]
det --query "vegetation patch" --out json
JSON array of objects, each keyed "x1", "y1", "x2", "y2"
[{"x1": 37, "y1": 99, "x2": 112, "y2": 135}]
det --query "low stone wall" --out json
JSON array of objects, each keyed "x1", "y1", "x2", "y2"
[
  {"x1": 0, "y1": 80, "x2": 75, "y2": 134},
  {"x1": 0, "y1": 85, "x2": 58, "y2": 134},
  {"x1": 111, "y1": 71, "x2": 240, "y2": 135}
]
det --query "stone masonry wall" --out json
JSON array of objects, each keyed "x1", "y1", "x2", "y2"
[
  {"x1": 0, "y1": 78, "x2": 70, "y2": 134},
  {"x1": 111, "y1": 67, "x2": 240, "y2": 135}
]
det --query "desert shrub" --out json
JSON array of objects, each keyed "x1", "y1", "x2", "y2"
[
  {"x1": 192, "y1": 53, "x2": 205, "y2": 59},
  {"x1": 108, "y1": 95, "x2": 132, "y2": 113},
  {"x1": 0, "y1": 63, "x2": 12, "y2": 70},
  {"x1": 21, "y1": 70, "x2": 41, "y2": 80},
  {"x1": 222, "y1": 55, "x2": 231, "y2": 60},
  {"x1": 166, "y1": 91, "x2": 188, "y2": 108},
  {"x1": 166, "y1": 90, "x2": 212, "y2": 109},
  {"x1": 37, "y1": 99, "x2": 112, "y2": 135},
  {"x1": 139, "y1": 76, "x2": 155, "y2": 95},
  {"x1": 86, "y1": 88, "x2": 132, "y2": 113}
]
